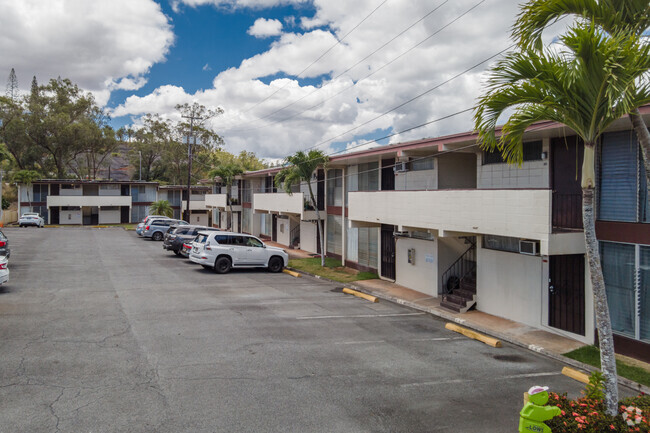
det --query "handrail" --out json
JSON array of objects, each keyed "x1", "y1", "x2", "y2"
[
  {"x1": 289, "y1": 223, "x2": 301, "y2": 248},
  {"x1": 441, "y1": 238, "x2": 476, "y2": 294}
]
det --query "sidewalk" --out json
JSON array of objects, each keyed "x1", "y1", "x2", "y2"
[{"x1": 277, "y1": 243, "x2": 650, "y2": 393}]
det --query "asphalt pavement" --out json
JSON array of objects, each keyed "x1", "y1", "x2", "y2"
[{"x1": 0, "y1": 227, "x2": 593, "y2": 432}]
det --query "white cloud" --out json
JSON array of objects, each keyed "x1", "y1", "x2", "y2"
[
  {"x1": 203, "y1": 63, "x2": 212, "y2": 71},
  {"x1": 248, "y1": 18, "x2": 283, "y2": 38},
  {"x1": 173, "y1": 0, "x2": 309, "y2": 11},
  {"x1": 0, "y1": 0, "x2": 173, "y2": 107},
  {"x1": 113, "y1": 0, "x2": 567, "y2": 160}
]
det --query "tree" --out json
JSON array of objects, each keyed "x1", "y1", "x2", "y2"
[
  {"x1": 474, "y1": 23, "x2": 650, "y2": 415},
  {"x1": 149, "y1": 200, "x2": 173, "y2": 218},
  {"x1": 274, "y1": 150, "x2": 329, "y2": 266},
  {"x1": 128, "y1": 114, "x2": 170, "y2": 182},
  {"x1": 513, "y1": 0, "x2": 650, "y2": 188},
  {"x1": 209, "y1": 163, "x2": 244, "y2": 231},
  {"x1": 14, "y1": 169, "x2": 41, "y2": 212},
  {"x1": 5, "y1": 68, "x2": 18, "y2": 101}
]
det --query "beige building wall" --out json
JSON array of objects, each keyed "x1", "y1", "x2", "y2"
[
  {"x1": 60, "y1": 208, "x2": 82, "y2": 224},
  {"x1": 98, "y1": 208, "x2": 120, "y2": 224},
  {"x1": 395, "y1": 168, "x2": 436, "y2": 190},
  {"x1": 276, "y1": 217, "x2": 291, "y2": 246},
  {"x1": 476, "y1": 139, "x2": 550, "y2": 189},
  {"x1": 395, "y1": 237, "x2": 437, "y2": 297},
  {"x1": 300, "y1": 221, "x2": 318, "y2": 254},
  {"x1": 438, "y1": 153, "x2": 476, "y2": 189},
  {"x1": 476, "y1": 246, "x2": 543, "y2": 328},
  {"x1": 188, "y1": 212, "x2": 209, "y2": 226}
]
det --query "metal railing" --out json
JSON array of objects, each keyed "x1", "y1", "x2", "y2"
[
  {"x1": 441, "y1": 238, "x2": 477, "y2": 294},
  {"x1": 289, "y1": 224, "x2": 301, "y2": 248}
]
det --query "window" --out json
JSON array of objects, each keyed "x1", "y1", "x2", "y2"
[
  {"x1": 61, "y1": 184, "x2": 79, "y2": 190},
  {"x1": 327, "y1": 214, "x2": 343, "y2": 255},
  {"x1": 601, "y1": 241, "x2": 649, "y2": 342},
  {"x1": 176, "y1": 228, "x2": 189, "y2": 235},
  {"x1": 214, "y1": 235, "x2": 229, "y2": 244},
  {"x1": 482, "y1": 235, "x2": 520, "y2": 253},
  {"x1": 358, "y1": 162, "x2": 379, "y2": 191},
  {"x1": 100, "y1": 184, "x2": 120, "y2": 190},
  {"x1": 131, "y1": 186, "x2": 146, "y2": 201},
  {"x1": 245, "y1": 237, "x2": 263, "y2": 248},
  {"x1": 482, "y1": 140, "x2": 543, "y2": 165},
  {"x1": 599, "y1": 130, "x2": 648, "y2": 222},
  {"x1": 357, "y1": 227, "x2": 378, "y2": 268},
  {"x1": 409, "y1": 156, "x2": 434, "y2": 171},
  {"x1": 33, "y1": 184, "x2": 48, "y2": 202},
  {"x1": 523, "y1": 140, "x2": 543, "y2": 161},
  {"x1": 327, "y1": 169, "x2": 343, "y2": 206}
]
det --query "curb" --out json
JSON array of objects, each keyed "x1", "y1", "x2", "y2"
[{"x1": 285, "y1": 267, "x2": 650, "y2": 395}]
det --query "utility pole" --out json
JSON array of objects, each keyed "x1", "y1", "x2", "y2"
[
  {"x1": 139, "y1": 151, "x2": 142, "y2": 181},
  {"x1": 182, "y1": 108, "x2": 198, "y2": 223}
]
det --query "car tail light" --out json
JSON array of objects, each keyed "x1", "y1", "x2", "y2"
[
  {"x1": 145, "y1": 225, "x2": 150, "y2": 230},
  {"x1": 0, "y1": 263, "x2": 7, "y2": 270},
  {"x1": 0, "y1": 241, "x2": 5, "y2": 247}
]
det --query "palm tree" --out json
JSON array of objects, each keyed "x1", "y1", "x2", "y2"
[
  {"x1": 275, "y1": 150, "x2": 329, "y2": 266},
  {"x1": 14, "y1": 169, "x2": 41, "y2": 213},
  {"x1": 209, "y1": 163, "x2": 244, "y2": 231},
  {"x1": 513, "y1": 0, "x2": 650, "y2": 187},
  {"x1": 474, "y1": 23, "x2": 650, "y2": 415},
  {"x1": 149, "y1": 200, "x2": 173, "y2": 218}
]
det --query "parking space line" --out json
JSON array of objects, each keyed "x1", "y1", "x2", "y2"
[
  {"x1": 335, "y1": 340, "x2": 387, "y2": 345},
  {"x1": 295, "y1": 312, "x2": 426, "y2": 320},
  {"x1": 401, "y1": 372, "x2": 560, "y2": 388}
]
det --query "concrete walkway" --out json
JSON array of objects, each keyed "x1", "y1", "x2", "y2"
[{"x1": 276, "y1": 243, "x2": 650, "y2": 393}]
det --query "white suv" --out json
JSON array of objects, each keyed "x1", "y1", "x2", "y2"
[{"x1": 189, "y1": 231, "x2": 289, "y2": 274}]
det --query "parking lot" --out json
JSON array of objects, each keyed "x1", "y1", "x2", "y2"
[{"x1": 0, "y1": 227, "x2": 588, "y2": 432}]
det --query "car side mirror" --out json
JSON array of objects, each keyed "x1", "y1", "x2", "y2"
[{"x1": 263, "y1": 244, "x2": 267, "y2": 248}]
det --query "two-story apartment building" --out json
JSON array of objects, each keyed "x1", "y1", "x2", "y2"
[
  {"x1": 222, "y1": 110, "x2": 649, "y2": 362},
  {"x1": 18, "y1": 180, "x2": 158, "y2": 224},
  {"x1": 157, "y1": 185, "x2": 211, "y2": 225}
]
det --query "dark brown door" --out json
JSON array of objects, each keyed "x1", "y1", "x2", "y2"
[
  {"x1": 50, "y1": 184, "x2": 59, "y2": 196},
  {"x1": 50, "y1": 207, "x2": 60, "y2": 224},
  {"x1": 551, "y1": 136, "x2": 583, "y2": 230},
  {"x1": 381, "y1": 225, "x2": 396, "y2": 280},
  {"x1": 121, "y1": 206, "x2": 129, "y2": 224},
  {"x1": 549, "y1": 254, "x2": 585, "y2": 335},
  {"x1": 381, "y1": 159, "x2": 395, "y2": 191}
]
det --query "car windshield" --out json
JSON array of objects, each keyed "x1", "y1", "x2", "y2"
[{"x1": 194, "y1": 234, "x2": 209, "y2": 244}]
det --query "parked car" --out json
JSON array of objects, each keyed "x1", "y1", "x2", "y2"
[
  {"x1": 142, "y1": 218, "x2": 188, "y2": 241},
  {"x1": 0, "y1": 256, "x2": 9, "y2": 285},
  {"x1": 180, "y1": 242, "x2": 193, "y2": 258},
  {"x1": 0, "y1": 230, "x2": 9, "y2": 258},
  {"x1": 136, "y1": 215, "x2": 171, "y2": 236},
  {"x1": 163, "y1": 225, "x2": 221, "y2": 256},
  {"x1": 18, "y1": 212, "x2": 44, "y2": 227},
  {"x1": 189, "y1": 231, "x2": 288, "y2": 273}
]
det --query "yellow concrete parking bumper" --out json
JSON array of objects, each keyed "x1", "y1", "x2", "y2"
[
  {"x1": 342, "y1": 288, "x2": 378, "y2": 303},
  {"x1": 283, "y1": 269, "x2": 301, "y2": 278},
  {"x1": 445, "y1": 322, "x2": 502, "y2": 348},
  {"x1": 561, "y1": 366, "x2": 590, "y2": 384}
]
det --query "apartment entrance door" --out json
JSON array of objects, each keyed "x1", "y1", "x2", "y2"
[
  {"x1": 549, "y1": 254, "x2": 585, "y2": 335},
  {"x1": 380, "y1": 225, "x2": 396, "y2": 280},
  {"x1": 551, "y1": 137, "x2": 583, "y2": 230}
]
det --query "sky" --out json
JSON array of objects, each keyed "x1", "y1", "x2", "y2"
[{"x1": 0, "y1": 0, "x2": 565, "y2": 163}]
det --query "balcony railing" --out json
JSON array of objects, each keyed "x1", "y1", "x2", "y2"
[{"x1": 47, "y1": 195, "x2": 132, "y2": 207}]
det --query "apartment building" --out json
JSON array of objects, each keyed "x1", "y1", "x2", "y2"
[
  {"x1": 157, "y1": 185, "x2": 211, "y2": 225},
  {"x1": 18, "y1": 180, "x2": 158, "y2": 224},
  {"x1": 17, "y1": 181, "x2": 212, "y2": 225},
  {"x1": 227, "y1": 110, "x2": 649, "y2": 361}
]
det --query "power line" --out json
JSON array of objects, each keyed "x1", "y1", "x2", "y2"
[
  {"x1": 231, "y1": 0, "x2": 390, "y2": 120},
  {"x1": 223, "y1": 0, "x2": 453, "y2": 131}
]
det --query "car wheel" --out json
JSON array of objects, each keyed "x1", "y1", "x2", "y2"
[
  {"x1": 214, "y1": 256, "x2": 231, "y2": 274},
  {"x1": 268, "y1": 256, "x2": 284, "y2": 273},
  {"x1": 152, "y1": 232, "x2": 163, "y2": 241}
]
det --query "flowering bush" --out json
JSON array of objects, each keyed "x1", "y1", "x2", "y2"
[{"x1": 545, "y1": 393, "x2": 649, "y2": 432}]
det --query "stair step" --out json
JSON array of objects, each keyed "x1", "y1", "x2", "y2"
[
  {"x1": 461, "y1": 280, "x2": 476, "y2": 291},
  {"x1": 454, "y1": 289, "x2": 476, "y2": 300},
  {"x1": 446, "y1": 294, "x2": 468, "y2": 306},
  {"x1": 440, "y1": 300, "x2": 462, "y2": 313}
]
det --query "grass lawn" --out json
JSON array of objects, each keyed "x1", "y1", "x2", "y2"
[
  {"x1": 563, "y1": 345, "x2": 650, "y2": 387},
  {"x1": 288, "y1": 257, "x2": 379, "y2": 283}
]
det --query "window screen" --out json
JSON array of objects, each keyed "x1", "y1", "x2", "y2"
[{"x1": 599, "y1": 131, "x2": 639, "y2": 222}]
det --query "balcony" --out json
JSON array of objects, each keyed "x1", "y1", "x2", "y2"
[
  {"x1": 47, "y1": 195, "x2": 131, "y2": 207},
  {"x1": 253, "y1": 193, "x2": 319, "y2": 220},
  {"x1": 205, "y1": 194, "x2": 241, "y2": 212},
  {"x1": 181, "y1": 199, "x2": 207, "y2": 211},
  {"x1": 348, "y1": 189, "x2": 585, "y2": 255}
]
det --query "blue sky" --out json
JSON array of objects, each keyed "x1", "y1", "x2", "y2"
[{"x1": 0, "y1": 0, "x2": 556, "y2": 161}]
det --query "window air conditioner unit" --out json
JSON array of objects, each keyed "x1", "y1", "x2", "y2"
[
  {"x1": 519, "y1": 240, "x2": 538, "y2": 256},
  {"x1": 394, "y1": 162, "x2": 408, "y2": 173},
  {"x1": 393, "y1": 230, "x2": 410, "y2": 237}
]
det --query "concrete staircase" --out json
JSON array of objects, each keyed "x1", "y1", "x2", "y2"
[{"x1": 440, "y1": 273, "x2": 476, "y2": 313}]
